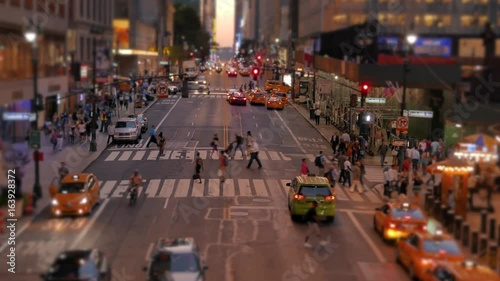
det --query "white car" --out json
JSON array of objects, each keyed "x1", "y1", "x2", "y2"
[
  {"x1": 114, "y1": 118, "x2": 141, "y2": 143},
  {"x1": 226, "y1": 89, "x2": 238, "y2": 101}
]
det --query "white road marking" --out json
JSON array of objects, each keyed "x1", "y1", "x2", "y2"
[
  {"x1": 105, "y1": 151, "x2": 120, "y2": 161},
  {"x1": 238, "y1": 179, "x2": 252, "y2": 196},
  {"x1": 70, "y1": 199, "x2": 110, "y2": 249},
  {"x1": 208, "y1": 179, "x2": 221, "y2": 196},
  {"x1": 347, "y1": 190, "x2": 364, "y2": 202},
  {"x1": 132, "y1": 150, "x2": 146, "y2": 160},
  {"x1": 365, "y1": 190, "x2": 383, "y2": 203},
  {"x1": 266, "y1": 179, "x2": 283, "y2": 197},
  {"x1": 148, "y1": 150, "x2": 159, "y2": 160},
  {"x1": 191, "y1": 181, "x2": 204, "y2": 197},
  {"x1": 268, "y1": 151, "x2": 280, "y2": 160},
  {"x1": 259, "y1": 133, "x2": 263, "y2": 139},
  {"x1": 346, "y1": 211, "x2": 387, "y2": 263},
  {"x1": 118, "y1": 151, "x2": 132, "y2": 161},
  {"x1": 279, "y1": 152, "x2": 292, "y2": 161},
  {"x1": 253, "y1": 179, "x2": 268, "y2": 197},
  {"x1": 333, "y1": 187, "x2": 349, "y2": 201},
  {"x1": 100, "y1": 181, "x2": 116, "y2": 199},
  {"x1": 280, "y1": 179, "x2": 291, "y2": 197},
  {"x1": 259, "y1": 151, "x2": 268, "y2": 160},
  {"x1": 191, "y1": 122, "x2": 194, "y2": 126},
  {"x1": 0, "y1": 219, "x2": 32, "y2": 252},
  {"x1": 159, "y1": 179, "x2": 175, "y2": 198},
  {"x1": 255, "y1": 123, "x2": 258, "y2": 127},
  {"x1": 274, "y1": 111, "x2": 307, "y2": 154},
  {"x1": 144, "y1": 95, "x2": 182, "y2": 147},
  {"x1": 222, "y1": 179, "x2": 234, "y2": 196},
  {"x1": 146, "y1": 179, "x2": 161, "y2": 198},
  {"x1": 163, "y1": 198, "x2": 170, "y2": 209},
  {"x1": 145, "y1": 243, "x2": 154, "y2": 261},
  {"x1": 111, "y1": 180, "x2": 129, "y2": 197},
  {"x1": 174, "y1": 179, "x2": 190, "y2": 197}
]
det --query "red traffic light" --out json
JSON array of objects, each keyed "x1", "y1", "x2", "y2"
[
  {"x1": 253, "y1": 69, "x2": 259, "y2": 75},
  {"x1": 257, "y1": 55, "x2": 262, "y2": 60},
  {"x1": 362, "y1": 84, "x2": 368, "y2": 90},
  {"x1": 360, "y1": 82, "x2": 370, "y2": 96}
]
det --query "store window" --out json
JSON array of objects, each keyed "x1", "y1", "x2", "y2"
[
  {"x1": 378, "y1": 13, "x2": 406, "y2": 25},
  {"x1": 350, "y1": 14, "x2": 368, "y2": 25},
  {"x1": 59, "y1": 2, "x2": 65, "y2": 18},
  {"x1": 332, "y1": 14, "x2": 348, "y2": 25},
  {"x1": 461, "y1": 15, "x2": 488, "y2": 27},
  {"x1": 462, "y1": 0, "x2": 488, "y2": 4},
  {"x1": 415, "y1": 14, "x2": 451, "y2": 27}
]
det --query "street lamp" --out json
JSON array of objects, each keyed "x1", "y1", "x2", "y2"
[
  {"x1": 275, "y1": 38, "x2": 280, "y2": 44},
  {"x1": 89, "y1": 26, "x2": 103, "y2": 152},
  {"x1": 401, "y1": 33, "x2": 418, "y2": 116},
  {"x1": 24, "y1": 25, "x2": 42, "y2": 204}
]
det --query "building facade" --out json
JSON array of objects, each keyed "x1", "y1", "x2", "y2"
[
  {"x1": 0, "y1": 0, "x2": 69, "y2": 141},
  {"x1": 200, "y1": 0, "x2": 215, "y2": 59}
]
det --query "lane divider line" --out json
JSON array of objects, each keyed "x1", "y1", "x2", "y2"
[
  {"x1": 70, "y1": 198, "x2": 110, "y2": 249},
  {"x1": 346, "y1": 211, "x2": 387, "y2": 263}
]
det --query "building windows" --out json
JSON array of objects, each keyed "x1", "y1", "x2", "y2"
[
  {"x1": 80, "y1": 0, "x2": 84, "y2": 18},
  {"x1": 87, "y1": 0, "x2": 90, "y2": 19},
  {"x1": 59, "y1": 2, "x2": 65, "y2": 18},
  {"x1": 332, "y1": 14, "x2": 348, "y2": 25},
  {"x1": 461, "y1": 15, "x2": 488, "y2": 26},
  {"x1": 414, "y1": 14, "x2": 451, "y2": 27},
  {"x1": 350, "y1": 14, "x2": 368, "y2": 25},
  {"x1": 462, "y1": 0, "x2": 488, "y2": 4},
  {"x1": 24, "y1": 0, "x2": 33, "y2": 10},
  {"x1": 9, "y1": 0, "x2": 20, "y2": 7},
  {"x1": 80, "y1": 37, "x2": 84, "y2": 62},
  {"x1": 48, "y1": 1, "x2": 56, "y2": 14},
  {"x1": 378, "y1": 13, "x2": 406, "y2": 25}
]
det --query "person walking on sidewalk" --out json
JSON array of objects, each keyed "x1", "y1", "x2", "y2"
[
  {"x1": 218, "y1": 150, "x2": 228, "y2": 182},
  {"x1": 58, "y1": 162, "x2": 70, "y2": 182},
  {"x1": 146, "y1": 125, "x2": 159, "y2": 147},
  {"x1": 314, "y1": 107, "x2": 321, "y2": 125},
  {"x1": 378, "y1": 141, "x2": 389, "y2": 167},
  {"x1": 158, "y1": 132, "x2": 166, "y2": 156},
  {"x1": 99, "y1": 112, "x2": 107, "y2": 132},
  {"x1": 304, "y1": 201, "x2": 327, "y2": 248},
  {"x1": 300, "y1": 158, "x2": 309, "y2": 176},
  {"x1": 342, "y1": 158, "x2": 352, "y2": 187},
  {"x1": 350, "y1": 162, "x2": 364, "y2": 193},
  {"x1": 107, "y1": 122, "x2": 115, "y2": 145},
  {"x1": 193, "y1": 152, "x2": 203, "y2": 183},
  {"x1": 210, "y1": 133, "x2": 219, "y2": 159},
  {"x1": 56, "y1": 129, "x2": 64, "y2": 151},
  {"x1": 412, "y1": 172, "x2": 423, "y2": 204},
  {"x1": 314, "y1": 151, "x2": 326, "y2": 176},
  {"x1": 330, "y1": 133, "x2": 339, "y2": 155},
  {"x1": 246, "y1": 140, "x2": 262, "y2": 169},
  {"x1": 411, "y1": 147, "x2": 420, "y2": 172},
  {"x1": 233, "y1": 134, "x2": 245, "y2": 159},
  {"x1": 245, "y1": 131, "x2": 254, "y2": 157}
]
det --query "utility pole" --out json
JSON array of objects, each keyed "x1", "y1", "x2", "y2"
[
  {"x1": 89, "y1": 26, "x2": 103, "y2": 152},
  {"x1": 312, "y1": 72, "x2": 316, "y2": 104}
]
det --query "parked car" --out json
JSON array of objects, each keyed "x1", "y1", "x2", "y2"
[
  {"x1": 128, "y1": 114, "x2": 148, "y2": 133},
  {"x1": 40, "y1": 249, "x2": 111, "y2": 281}
]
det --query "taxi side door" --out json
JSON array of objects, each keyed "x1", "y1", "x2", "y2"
[
  {"x1": 287, "y1": 178, "x2": 298, "y2": 205},
  {"x1": 399, "y1": 234, "x2": 420, "y2": 268},
  {"x1": 87, "y1": 176, "x2": 99, "y2": 206},
  {"x1": 375, "y1": 204, "x2": 390, "y2": 231}
]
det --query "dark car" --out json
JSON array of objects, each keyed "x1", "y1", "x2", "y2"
[
  {"x1": 229, "y1": 92, "x2": 247, "y2": 105},
  {"x1": 144, "y1": 238, "x2": 208, "y2": 281},
  {"x1": 41, "y1": 249, "x2": 111, "y2": 281}
]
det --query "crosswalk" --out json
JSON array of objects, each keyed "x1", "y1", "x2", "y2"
[
  {"x1": 104, "y1": 149, "x2": 293, "y2": 161},
  {"x1": 98, "y1": 178, "x2": 384, "y2": 203},
  {"x1": 364, "y1": 166, "x2": 385, "y2": 184}
]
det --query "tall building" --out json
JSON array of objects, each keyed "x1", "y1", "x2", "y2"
[
  {"x1": 236, "y1": 0, "x2": 257, "y2": 42},
  {"x1": 0, "y1": 0, "x2": 69, "y2": 140},
  {"x1": 200, "y1": 0, "x2": 215, "y2": 59},
  {"x1": 67, "y1": 0, "x2": 114, "y2": 110},
  {"x1": 113, "y1": 0, "x2": 161, "y2": 76},
  {"x1": 257, "y1": 0, "x2": 280, "y2": 44}
]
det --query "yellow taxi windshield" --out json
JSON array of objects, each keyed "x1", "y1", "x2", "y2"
[
  {"x1": 391, "y1": 208, "x2": 425, "y2": 219},
  {"x1": 423, "y1": 239, "x2": 461, "y2": 254},
  {"x1": 59, "y1": 183, "x2": 86, "y2": 194}
]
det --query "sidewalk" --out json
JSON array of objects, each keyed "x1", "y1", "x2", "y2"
[{"x1": 0, "y1": 104, "x2": 149, "y2": 234}]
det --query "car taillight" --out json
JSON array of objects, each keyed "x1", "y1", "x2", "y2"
[
  {"x1": 293, "y1": 194, "x2": 306, "y2": 201},
  {"x1": 389, "y1": 223, "x2": 397, "y2": 228},
  {"x1": 324, "y1": 195, "x2": 334, "y2": 201},
  {"x1": 243, "y1": 98, "x2": 246, "y2": 100},
  {"x1": 404, "y1": 216, "x2": 411, "y2": 220}
]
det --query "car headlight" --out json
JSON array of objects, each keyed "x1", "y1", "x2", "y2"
[
  {"x1": 51, "y1": 199, "x2": 59, "y2": 206},
  {"x1": 79, "y1": 197, "x2": 88, "y2": 205}
]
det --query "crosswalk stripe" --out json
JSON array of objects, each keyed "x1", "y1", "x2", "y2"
[
  {"x1": 146, "y1": 179, "x2": 160, "y2": 198},
  {"x1": 280, "y1": 179, "x2": 291, "y2": 197},
  {"x1": 197, "y1": 150, "x2": 207, "y2": 160},
  {"x1": 100, "y1": 180, "x2": 116, "y2": 199},
  {"x1": 148, "y1": 151, "x2": 159, "y2": 160},
  {"x1": 160, "y1": 150, "x2": 172, "y2": 159},
  {"x1": 159, "y1": 179, "x2": 175, "y2": 197},
  {"x1": 279, "y1": 152, "x2": 291, "y2": 161},
  {"x1": 105, "y1": 151, "x2": 120, "y2": 161},
  {"x1": 267, "y1": 180, "x2": 283, "y2": 197},
  {"x1": 174, "y1": 179, "x2": 190, "y2": 197},
  {"x1": 306, "y1": 154, "x2": 315, "y2": 163},
  {"x1": 259, "y1": 151, "x2": 268, "y2": 160},
  {"x1": 119, "y1": 151, "x2": 132, "y2": 161},
  {"x1": 191, "y1": 181, "x2": 204, "y2": 197},
  {"x1": 268, "y1": 151, "x2": 280, "y2": 161},
  {"x1": 133, "y1": 151, "x2": 146, "y2": 161},
  {"x1": 253, "y1": 179, "x2": 268, "y2": 197},
  {"x1": 238, "y1": 179, "x2": 252, "y2": 196},
  {"x1": 208, "y1": 179, "x2": 221, "y2": 196},
  {"x1": 347, "y1": 190, "x2": 364, "y2": 202},
  {"x1": 222, "y1": 179, "x2": 234, "y2": 196},
  {"x1": 111, "y1": 180, "x2": 128, "y2": 197},
  {"x1": 136, "y1": 185, "x2": 144, "y2": 197},
  {"x1": 365, "y1": 189, "x2": 382, "y2": 203},
  {"x1": 333, "y1": 186, "x2": 349, "y2": 201}
]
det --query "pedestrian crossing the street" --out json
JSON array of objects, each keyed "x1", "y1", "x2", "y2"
[
  {"x1": 98, "y1": 178, "x2": 384, "y2": 203},
  {"x1": 103, "y1": 149, "x2": 293, "y2": 162},
  {"x1": 364, "y1": 166, "x2": 385, "y2": 184}
]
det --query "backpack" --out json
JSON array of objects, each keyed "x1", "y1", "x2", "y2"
[{"x1": 314, "y1": 155, "x2": 323, "y2": 166}]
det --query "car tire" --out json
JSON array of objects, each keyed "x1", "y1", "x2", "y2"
[
  {"x1": 373, "y1": 218, "x2": 378, "y2": 232},
  {"x1": 395, "y1": 249, "x2": 402, "y2": 264},
  {"x1": 290, "y1": 214, "x2": 300, "y2": 222},
  {"x1": 325, "y1": 216, "x2": 335, "y2": 223},
  {"x1": 408, "y1": 264, "x2": 417, "y2": 281}
]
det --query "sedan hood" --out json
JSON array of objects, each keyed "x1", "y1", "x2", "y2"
[{"x1": 54, "y1": 193, "x2": 87, "y2": 205}]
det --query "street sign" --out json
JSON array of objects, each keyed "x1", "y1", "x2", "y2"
[
  {"x1": 2, "y1": 112, "x2": 36, "y2": 121},
  {"x1": 403, "y1": 110, "x2": 434, "y2": 118},
  {"x1": 397, "y1": 117, "x2": 409, "y2": 130},
  {"x1": 30, "y1": 131, "x2": 40, "y2": 149},
  {"x1": 392, "y1": 139, "x2": 407, "y2": 146},
  {"x1": 158, "y1": 84, "x2": 167, "y2": 95}
]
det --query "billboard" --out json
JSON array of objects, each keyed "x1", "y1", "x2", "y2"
[{"x1": 378, "y1": 37, "x2": 452, "y2": 57}]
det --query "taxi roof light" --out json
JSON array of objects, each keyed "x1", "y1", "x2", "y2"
[
  {"x1": 436, "y1": 230, "x2": 443, "y2": 236},
  {"x1": 402, "y1": 202, "x2": 410, "y2": 208},
  {"x1": 73, "y1": 175, "x2": 79, "y2": 180},
  {"x1": 463, "y1": 260, "x2": 476, "y2": 268}
]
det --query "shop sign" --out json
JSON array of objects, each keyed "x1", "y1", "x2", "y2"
[
  {"x1": 357, "y1": 97, "x2": 386, "y2": 104},
  {"x1": 2, "y1": 112, "x2": 36, "y2": 121},
  {"x1": 404, "y1": 110, "x2": 433, "y2": 118}
]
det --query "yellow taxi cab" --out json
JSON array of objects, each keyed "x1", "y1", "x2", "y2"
[
  {"x1": 250, "y1": 92, "x2": 266, "y2": 105},
  {"x1": 49, "y1": 174, "x2": 100, "y2": 217},
  {"x1": 266, "y1": 96, "x2": 284, "y2": 110},
  {"x1": 239, "y1": 68, "x2": 250, "y2": 76},
  {"x1": 396, "y1": 229, "x2": 465, "y2": 280},
  {"x1": 265, "y1": 80, "x2": 292, "y2": 93},
  {"x1": 373, "y1": 201, "x2": 427, "y2": 242},
  {"x1": 422, "y1": 261, "x2": 500, "y2": 281},
  {"x1": 271, "y1": 91, "x2": 288, "y2": 104}
]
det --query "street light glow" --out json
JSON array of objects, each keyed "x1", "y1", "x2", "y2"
[
  {"x1": 406, "y1": 34, "x2": 417, "y2": 45},
  {"x1": 24, "y1": 31, "x2": 37, "y2": 42},
  {"x1": 275, "y1": 38, "x2": 279, "y2": 43}
]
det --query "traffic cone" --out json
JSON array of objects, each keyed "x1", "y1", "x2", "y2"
[{"x1": 23, "y1": 193, "x2": 33, "y2": 215}]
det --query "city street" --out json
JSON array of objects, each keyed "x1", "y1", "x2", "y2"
[{"x1": 0, "y1": 71, "x2": 410, "y2": 281}]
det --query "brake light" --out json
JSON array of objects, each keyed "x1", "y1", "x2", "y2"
[
  {"x1": 243, "y1": 98, "x2": 246, "y2": 100},
  {"x1": 293, "y1": 194, "x2": 306, "y2": 201},
  {"x1": 324, "y1": 195, "x2": 334, "y2": 201},
  {"x1": 404, "y1": 216, "x2": 411, "y2": 220},
  {"x1": 389, "y1": 223, "x2": 396, "y2": 228}
]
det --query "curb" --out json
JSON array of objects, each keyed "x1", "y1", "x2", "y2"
[{"x1": 291, "y1": 103, "x2": 332, "y2": 143}]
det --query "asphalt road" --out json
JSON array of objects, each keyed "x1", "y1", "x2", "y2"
[{"x1": 0, "y1": 70, "x2": 411, "y2": 281}]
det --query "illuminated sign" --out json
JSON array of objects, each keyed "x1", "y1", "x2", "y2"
[
  {"x1": 356, "y1": 97, "x2": 386, "y2": 104},
  {"x1": 3, "y1": 112, "x2": 36, "y2": 121},
  {"x1": 403, "y1": 110, "x2": 434, "y2": 118},
  {"x1": 378, "y1": 37, "x2": 452, "y2": 57}
]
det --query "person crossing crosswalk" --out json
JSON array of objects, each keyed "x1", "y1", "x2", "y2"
[{"x1": 97, "y1": 178, "x2": 384, "y2": 203}]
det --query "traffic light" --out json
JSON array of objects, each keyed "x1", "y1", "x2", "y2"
[
  {"x1": 360, "y1": 82, "x2": 370, "y2": 97},
  {"x1": 257, "y1": 55, "x2": 262, "y2": 61},
  {"x1": 252, "y1": 67, "x2": 260, "y2": 80}
]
